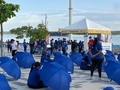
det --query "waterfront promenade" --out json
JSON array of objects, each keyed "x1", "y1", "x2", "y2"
[{"x1": 0, "y1": 46, "x2": 120, "y2": 90}]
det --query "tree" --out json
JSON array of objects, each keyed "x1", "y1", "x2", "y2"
[
  {"x1": 0, "y1": 0, "x2": 19, "y2": 56},
  {"x1": 10, "y1": 23, "x2": 49, "y2": 42},
  {"x1": 10, "y1": 26, "x2": 32, "y2": 39}
]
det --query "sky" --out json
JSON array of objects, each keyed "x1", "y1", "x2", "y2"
[{"x1": 3, "y1": 0, "x2": 120, "y2": 31}]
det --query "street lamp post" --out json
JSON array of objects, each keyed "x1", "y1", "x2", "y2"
[
  {"x1": 69, "y1": 0, "x2": 73, "y2": 40},
  {"x1": 69, "y1": 0, "x2": 72, "y2": 25}
]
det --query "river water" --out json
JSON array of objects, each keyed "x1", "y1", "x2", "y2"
[{"x1": 2, "y1": 34, "x2": 120, "y2": 45}]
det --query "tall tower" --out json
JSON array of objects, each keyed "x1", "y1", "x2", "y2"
[
  {"x1": 69, "y1": 0, "x2": 73, "y2": 40},
  {"x1": 69, "y1": 0, "x2": 72, "y2": 25}
]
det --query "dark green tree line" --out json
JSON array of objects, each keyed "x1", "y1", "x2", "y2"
[{"x1": 10, "y1": 23, "x2": 49, "y2": 41}]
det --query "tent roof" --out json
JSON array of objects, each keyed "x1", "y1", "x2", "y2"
[{"x1": 59, "y1": 18, "x2": 111, "y2": 34}]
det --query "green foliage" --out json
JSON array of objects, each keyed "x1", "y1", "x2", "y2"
[
  {"x1": 36, "y1": 24, "x2": 49, "y2": 39},
  {"x1": 0, "y1": 0, "x2": 19, "y2": 56},
  {"x1": 10, "y1": 23, "x2": 49, "y2": 41},
  {"x1": 0, "y1": 0, "x2": 20, "y2": 23}
]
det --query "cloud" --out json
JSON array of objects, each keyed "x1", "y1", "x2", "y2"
[{"x1": 3, "y1": 11, "x2": 120, "y2": 32}]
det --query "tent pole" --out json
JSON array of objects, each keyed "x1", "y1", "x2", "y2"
[{"x1": 84, "y1": 33, "x2": 88, "y2": 51}]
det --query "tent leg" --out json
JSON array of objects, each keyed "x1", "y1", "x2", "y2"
[{"x1": 84, "y1": 34, "x2": 88, "y2": 51}]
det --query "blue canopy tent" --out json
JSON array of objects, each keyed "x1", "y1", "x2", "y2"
[
  {"x1": 54, "y1": 52, "x2": 74, "y2": 73},
  {"x1": 103, "y1": 60, "x2": 120, "y2": 79},
  {"x1": 117, "y1": 54, "x2": 120, "y2": 61},
  {"x1": 0, "y1": 57, "x2": 21, "y2": 80},
  {"x1": 69, "y1": 52, "x2": 83, "y2": 66},
  {"x1": 104, "y1": 55, "x2": 115, "y2": 62},
  {"x1": 110, "y1": 69, "x2": 120, "y2": 85},
  {"x1": 38, "y1": 62, "x2": 71, "y2": 90},
  {"x1": 0, "y1": 73, "x2": 11, "y2": 90},
  {"x1": 12, "y1": 52, "x2": 35, "y2": 68},
  {"x1": 103, "y1": 86, "x2": 114, "y2": 90},
  {"x1": 41, "y1": 51, "x2": 52, "y2": 63},
  {"x1": 106, "y1": 50, "x2": 115, "y2": 59}
]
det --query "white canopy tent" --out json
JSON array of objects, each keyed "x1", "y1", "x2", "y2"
[
  {"x1": 59, "y1": 18, "x2": 111, "y2": 34},
  {"x1": 59, "y1": 18, "x2": 111, "y2": 51}
]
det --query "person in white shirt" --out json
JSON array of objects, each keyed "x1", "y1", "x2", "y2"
[{"x1": 11, "y1": 39, "x2": 18, "y2": 56}]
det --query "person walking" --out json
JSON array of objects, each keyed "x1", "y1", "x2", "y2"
[
  {"x1": 11, "y1": 39, "x2": 18, "y2": 56},
  {"x1": 89, "y1": 37, "x2": 104, "y2": 79}
]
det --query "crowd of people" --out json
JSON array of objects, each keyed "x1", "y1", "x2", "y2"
[
  {"x1": 27, "y1": 36, "x2": 107, "y2": 89},
  {"x1": 5, "y1": 37, "x2": 85, "y2": 56},
  {"x1": 3, "y1": 36, "x2": 114, "y2": 89}
]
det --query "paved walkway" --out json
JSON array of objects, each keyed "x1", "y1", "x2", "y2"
[{"x1": 0, "y1": 47, "x2": 120, "y2": 90}]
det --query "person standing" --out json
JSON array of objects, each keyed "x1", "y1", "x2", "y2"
[
  {"x1": 78, "y1": 40, "x2": 84, "y2": 53},
  {"x1": 7, "y1": 39, "x2": 12, "y2": 53},
  {"x1": 71, "y1": 40, "x2": 78, "y2": 52},
  {"x1": 29, "y1": 40, "x2": 34, "y2": 54},
  {"x1": 62, "y1": 38, "x2": 68, "y2": 56},
  {"x1": 23, "y1": 39, "x2": 27, "y2": 52},
  {"x1": 50, "y1": 39, "x2": 54, "y2": 55},
  {"x1": 88, "y1": 36, "x2": 94, "y2": 49},
  {"x1": 89, "y1": 37, "x2": 104, "y2": 79},
  {"x1": 11, "y1": 39, "x2": 18, "y2": 56}
]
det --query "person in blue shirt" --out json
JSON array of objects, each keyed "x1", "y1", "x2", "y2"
[
  {"x1": 89, "y1": 37, "x2": 104, "y2": 79},
  {"x1": 50, "y1": 39, "x2": 54, "y2": 55},
  {"x1": 27, "y1": 62, "x2": 47, "y2": 89},
  {"x1": 62, "y1": 38, "x2": 68, "y2": 56},
  {"x1": 23, "y1": 39, "x2": 27, "y2": 52},
  {"x1": 41, "y1": 51, "x2": 52, "y2": 63}
]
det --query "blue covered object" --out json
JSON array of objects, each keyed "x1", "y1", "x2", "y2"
[
  {"x1": 69, "y1": 52, "x2": 83, "y2": 66},
  {"x1": 38, "y1": 62, "x2": 71, "y2": 90},
  {"x1": 0, "y1": 73, "x2": 11, "y2": 90},
  {"x1": 110, "y1": 69, "x2": 120, "y2": 85},
  {"x1": 103, "y1": 86, "x2": 114, "y2": 90},
  {"x1": 27, "y1": 69, "x2": 40, "y2": 86},
  {"x1": 106, "y1": 50, "x2": 115, "y2": 59},
  {"x1": 0, "y1": 57, "x2": 21, "y2": 80},
  {"x1": 106, "y1": 50, "x2": 113, "y2": 55},
  {"x1": 80, "y1": 60, "x2": 91, "y2": 70},
  {"x1": 53, "y1": 51, "x2": 62, "y2": 57},
  {"x1": 41, "y1": 55, "x2": 52, "y2": 63},
  {"x1": 80, "y1": 60, "x2": 87, "y2": 69},
  {"x1": 12, "y1": 52, "x2": 35, "y2": 68},
  {"x1": 54, "y1": 52, "x2": 74, "y2": 73},
  {"x1": 117, "y1": 54, "x2": 120, "y2": 61},
  {"x1": 103, "y1": 60, "x2": 120, "y2": 79},
  {"x1": 41, "y1": 51, "x2": 52, "y2": 63},
  {"x1": 104, "y1": 55, "x2": 115, "y2": 62}
]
